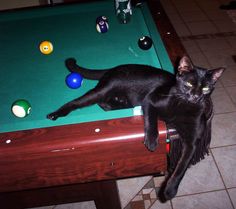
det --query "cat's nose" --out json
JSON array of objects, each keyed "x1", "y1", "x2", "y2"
[{"x1": 190, "y1": 94, "x2": 201, "y2": 103}]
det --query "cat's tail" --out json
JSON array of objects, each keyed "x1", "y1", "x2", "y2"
[{"x1": 65, "y1": 58, "x2": 109, "y2": 80}]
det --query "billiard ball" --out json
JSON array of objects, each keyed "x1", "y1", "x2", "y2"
[
  {"x1": 66, "y1": 72, "x2": 83, "y2": 89},
  {"x1": 138, "y1": 36, "x2": 153, "y2": 50},
  {"x1": 96, "y1": 16, "x2": 108, "y2": 24},
  {"x1": 96, "y1": 21, "x2": 109, "y2": 33},
  {"x1": 39, "y1": 41, "x2": 53, "y2": 55},
  {"x1": 12, "y1": 99, "x2": 31, "y2": 118}
]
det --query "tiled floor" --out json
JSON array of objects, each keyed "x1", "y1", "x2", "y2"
[{"x1": 30, "y1": 0, "x2": 236, "y2": 208}]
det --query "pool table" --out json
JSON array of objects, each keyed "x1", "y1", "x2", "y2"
[{"x1": 0, "y1": 0, "x2": 185, "y2": 208}]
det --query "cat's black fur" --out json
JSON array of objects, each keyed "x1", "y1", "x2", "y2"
[{"x1": 47, "y1": 56, "x2": 224, "y2": 201}]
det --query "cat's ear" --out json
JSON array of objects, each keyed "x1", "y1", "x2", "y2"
[
  {"x1": 178, "y1": 56, "x2": 193, "y2": 74},
  {"x1": 209, "y1": 67, "x2": 225, "y2": 83}
]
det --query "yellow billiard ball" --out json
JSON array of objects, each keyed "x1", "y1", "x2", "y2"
[{"x1": 39, "y1": 41, "x2": 53, "y2": 55}]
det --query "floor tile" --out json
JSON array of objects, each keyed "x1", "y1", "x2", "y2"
[
  {"x1": 172, "y1": 23, "x2": 191, "y2": 37},
  {"x1": 176, "y1": 155, "x2": 224, "y2": 196},
  {"x1": 28, "y1": 206, "x2": 54, "y2": 209},
  {"x1": 211, "y1": 145, "x2": 236, "y2": 188},
  {"x1": 124, "y1": 176, "x2": 166, "y2": 209},
  {"x1": 221, "y1": 65, "x2": 236, "y2": 87},
  {"x1": 226, "y1": 86, "x2": 236, "y2": 105},
  {"x1": 58, "y1": 202, "x2": 96, "y2": 209},
  {"x1": 189, "y1": 52, "x2": 210, "y2": 67},
  {"x1": 226, "y1": 36, "x2": 236, "y2": 50},
  {"x1": 186, "y1": 21, "x2": 218, "y2": 35},
  {"x1": 117, "y1": 176, "x2": 152, "y2": 208},
  {"x1": 160, "y1": 0, "x2": 177, "y2": 14},
  {"x1": 173, "y1": 1, "x2": 201, "y2": 13},
  {"x1": 206, "y1": 10, "x2": 231, "y2": 21},
  {"x1": 195, "y1": 37, "x2": 231, "y2": 52},
  {"x1": 30, "y1": 202, "x2": 97, "y2": 209},
  {"x1": 211, "y1": 87, "x2": 236, "y2": 114},
  {"x1": 166, "y1": 13, "x2": 183, "y2": 24},
  {"x1": 195, "y1": 0, "x2": 222, "y2": 11},
  {"x1": 54, "y1": 202, "x2": 96, "y2": 209},
  {"x1": 181, "y1": 39, "x2": 201, "y2": 54},
  {"x1": 211, "y1": 112, "x2": 236, "y2": 147},
  {"x1": 228, "y1": 188, "x2": 236, "y2": 208},
  {"x1": 172, "y1": 190, "x2": 234, "y2": 209},
  {"x1": 180, "y1": 11, "x2": 208, "y2": 22},
  {"x1": 150, "y1": 200, "x2": 172, "y2": 209},
  {"x1": 213, "y1": 20, "x2": 236, "y2": 33},
  {"x1": 203, "y1": 48, "x2": 236, "y2": 68},
  {"x1": 215, "y1": 79, "x2": 224, "y2": 88}
]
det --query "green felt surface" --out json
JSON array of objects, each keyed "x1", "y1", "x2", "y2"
[{"x1": 0, "y1": 1, "x2": 173, "y2": 133}]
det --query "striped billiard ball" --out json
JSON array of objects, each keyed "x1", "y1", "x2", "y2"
[
  {"x1": 96, "y1": 21, "x2": 109, "y2": 33},
  {"x1": 12, "y1": 99, "x2": 31, "y2": 118}
]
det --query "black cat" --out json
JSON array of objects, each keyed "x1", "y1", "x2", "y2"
[{"x1": 47, "y1": 56, "x2": 224, "y2": 200}]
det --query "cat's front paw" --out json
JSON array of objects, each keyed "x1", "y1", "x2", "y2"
[
  {"x1": 164, "y1": 188, "x2": 177, "y2": 200},
  {"x1": 144, "y1": 138, "x2": 158, "y2": 152},
  {"x1": 163, "y1": 183, "x2": 178, "y2": 200},
  {"x1": 47, "y1": 112, "x2": 59, "y2": 121}
]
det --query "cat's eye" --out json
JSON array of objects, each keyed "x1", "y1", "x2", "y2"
[
  {"x1": 185, "y1": 81, "x2": 193, "y2": 87},
  {"x1": 202, "y1": 87, "x2": 209, "y2": 92}
]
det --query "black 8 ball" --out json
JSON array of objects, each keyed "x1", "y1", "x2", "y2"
[{"x1": 138, "y1": 36, "x2": 153, "y2": 50}]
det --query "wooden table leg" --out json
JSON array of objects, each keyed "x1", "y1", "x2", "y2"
[{"x1": 94, "y1": 180, "x2": 121, "y2": 209}]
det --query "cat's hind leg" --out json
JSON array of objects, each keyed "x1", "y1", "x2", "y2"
[
  {"x1": 161, "y1": 142, "x2": 196, "y2": 201},
  {"x1": 99, "y1": 95, "x2": 133, "y2": 111},
  {"x1": 47, "y1": 87, "x2": 106, "y2": 120}
]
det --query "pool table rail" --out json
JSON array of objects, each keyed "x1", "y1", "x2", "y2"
[{"x1": 0, "y1": 117, "x2": 167, "y2": 193}]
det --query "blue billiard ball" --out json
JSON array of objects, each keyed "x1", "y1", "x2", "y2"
[
  {"x1": 66, "y1": 72, "x2": 83, "y2": 89},
  {"x1": 96, "y1": 21, "x2": 109, "y2": 33},
  {"x1": 96, "y1": 16, "x2": 108, "y2": 24}
]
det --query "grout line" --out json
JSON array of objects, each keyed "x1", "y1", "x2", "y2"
[
  {"x1": 195, "y1": 0, "x2": 236, "y2": 50},
  {"x1": 211, "y1": 144, "x2": 236, "y2": 149},
  {"x1": 210, "y1": 148, "x2": 236, "y2": 209},
  {"x1": 194, "y1": 0, "x2": 226, "y2": 34},
  {"x1": 213, "y1": 110, "x2": 236, "y2": 116},
  {"x1": 219, "y1": 84, "x2": 236, "y2": 88},
  {"x1": 175, "y1": 188, "x2": 229, "y2": 198},
  {"x1": 214, "y1": 110, "x2": 236, "y2": 115},
  {"x1": 180, "y1": 31, "x2": 236, "y2": 40},
  {"x1": 168, "y1": 0, "x2": 236, "y2": 71},
  {"x1": 227, "y1": 188, "x2": 236, "y2": 209},
  {"x1": 169, "y1": 0, "x2": 193, "y2": 36},
  {"x1": 216, "y1": 63, "x2": 236, "y2": 109},
  {"x1": 170, "y1": 199, "x2": 174, "y2": 209},
  {"x1": 224, "y1": 86, "x2": 236, "y2": 107},
  {"x1": 169, "y1": 0, "x2": 236, "y2": 52}
]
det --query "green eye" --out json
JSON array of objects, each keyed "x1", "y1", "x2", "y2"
[
  {"x1": 202, "y1": 87, "x2": 209, "y2": 92},
  {"x1": 185, "y1": 81, "x2": 193, "y2": 87}
]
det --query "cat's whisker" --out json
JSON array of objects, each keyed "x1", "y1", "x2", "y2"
[{"x1": 158, "y1": 93, "x2": 184, "y2": 97}]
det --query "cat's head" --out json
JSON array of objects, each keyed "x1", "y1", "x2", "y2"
[{"x1": 176, "y1": 56, "x2": 225, "y2": 104}]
